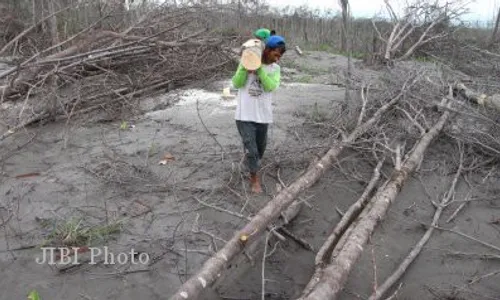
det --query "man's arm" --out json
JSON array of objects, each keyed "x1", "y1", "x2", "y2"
[
  {"x1": 256, "y1": 66, "x2": 280, "y2": 92},
  {"x1": 232, "y1": 64, "x2": 248, "y2": 88}
]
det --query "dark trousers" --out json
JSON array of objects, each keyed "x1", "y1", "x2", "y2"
[{"x1": 236, "y1": 120, "x2": 268, "y2": 173}]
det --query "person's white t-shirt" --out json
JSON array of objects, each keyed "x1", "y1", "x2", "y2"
[{"x1": 234, "y1": 63, "x2": 280, "y2": 124}]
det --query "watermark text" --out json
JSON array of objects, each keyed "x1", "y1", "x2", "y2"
[{"x1": 36, "y1": 246, "x2": 149, "y2": 265}]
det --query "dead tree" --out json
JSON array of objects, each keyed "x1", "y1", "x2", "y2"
[
  {"x1": 47, "y1": 0, "x2": 60, "y2": 48},
  {"x1": 339, "y1": 0, "x2": 348, "y2": 53},
  {"x1": 372, "y1": 0, "x2": 467, "y2": 64},
  {"x1": 0, "y1": 3, "x2": 72, "y2": 57},
  {"x1": 490, "y1": 6, "x2": 500, "y2": 47},
  {"x1": 340, "y1": 0, "x2": 351, "y2": 110}
]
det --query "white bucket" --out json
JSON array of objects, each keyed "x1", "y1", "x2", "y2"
[{"x1": 240, "y1": 39, "x2": 264, "y2": 71}]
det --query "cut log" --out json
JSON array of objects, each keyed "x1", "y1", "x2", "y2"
[
  {"x1": 167, "y1": 88, "x2": 407, "y2": 300},
  {"x1": 297, "y1": 100, "x2": 452, "y2": 300},
  {"x1": 295, "y1": 46, "x2": 303, "y2": 56}
]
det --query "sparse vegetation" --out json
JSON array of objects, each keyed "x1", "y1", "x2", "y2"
[
  {"x1": 296, "y1": 75, "x2": 313, "y2": 83},
  {"x1": 38, "y1": 217, "x2": 123, "y2": 247},
  {"x1": 309, "y1": 102, "x2": 327, "y2": 123}
]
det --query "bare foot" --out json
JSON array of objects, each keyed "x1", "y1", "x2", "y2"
[
  {"x1": 251, "y1": 180, "x2": 262, "y2": 193},
  {"x1": 250, "y1": 174, "x2": 262, "y2": 193}
]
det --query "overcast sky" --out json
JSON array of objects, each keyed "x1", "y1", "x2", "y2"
[{"x1": 268, "y1": 0, "x2": 499, "y2": 22}]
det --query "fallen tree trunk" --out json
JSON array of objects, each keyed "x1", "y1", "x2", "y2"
[
  {"x1": 297, "y1": 99, "x2": 452, "y2": 300},
  {"x1": 367, "y1": 144, "x2": 464, "y2": 300},
  {"x1": 299, "y1": 159, "x2": 384, "y2": 297},
  {"x1": 168, "y1": 88, "x2": 409, "y2": 300},
  {"x1": 454, "y1": 82, "x2": 500, "y2": 112}
]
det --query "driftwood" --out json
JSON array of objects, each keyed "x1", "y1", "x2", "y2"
[
  {"x1": 296, "y1": 96, "x2": 453, "y2": 300},
  {"x1": 167, "y1": 79, "x2": 414, "y2": 300}
]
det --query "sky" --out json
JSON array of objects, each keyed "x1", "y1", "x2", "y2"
[{"x1": 267, "y1": 0, "x2": 499, "y2": 23}]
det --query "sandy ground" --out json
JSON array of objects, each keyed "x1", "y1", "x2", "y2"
[{"x1": 1, "y1": 51, "x2": 499, "y2": 300}]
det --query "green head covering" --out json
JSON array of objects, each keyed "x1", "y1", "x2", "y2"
[{"x1": 254, "y1": 28, "x2": 271, "y2": 41}]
